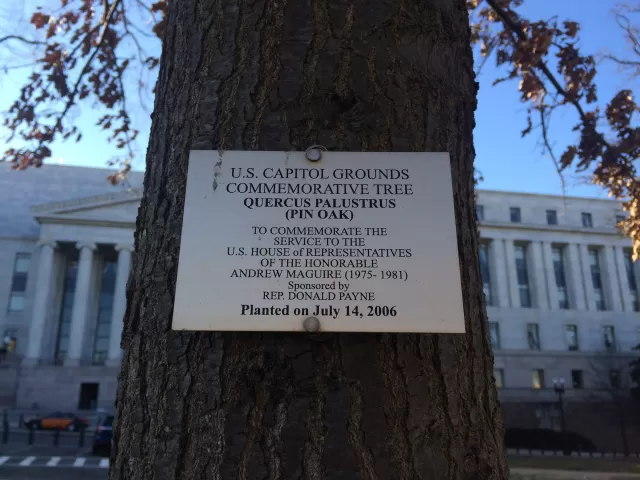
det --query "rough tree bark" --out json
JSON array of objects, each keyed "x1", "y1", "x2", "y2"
[{"x1": 111, "y1": 0, "x2": 507, "y2": 478}]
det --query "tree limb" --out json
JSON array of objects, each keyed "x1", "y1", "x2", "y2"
[{"x1": 485, "y1": 0, "x2": 590, "y2": 125}]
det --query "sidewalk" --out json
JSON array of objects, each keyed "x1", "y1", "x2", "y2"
[{"x1": 510, "y1": 467, "x2": 640, "y2": 479}]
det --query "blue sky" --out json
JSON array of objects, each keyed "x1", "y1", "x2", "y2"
[
  {"x1": 0, "y1": 0, "x2": 637, "y2": 199},
  {"x1": 473, "y1": 0, "x2": 639, "y2": 198}
]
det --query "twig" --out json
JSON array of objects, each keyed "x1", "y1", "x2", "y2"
[
  {"x1": 0, "y1": 35, "x2": 45, "y2": 46},
  {"x1": 133, "y1": 0, "x2": 158, "y2": 18},
  {"x1": 120, "y1": 3, "x2": 154, "y2": 114},
  {"x1": 476, "y1": 38, "x2": 497, "y2": 76},
  {"x1": 614, "y1": 11, "x2": 640, "y2": 56},
  {"x1": 604, "y1": 54, "x2": 640, "y2": 67},
  {"x1": 114, "y1": 59, "x2": 136, "y2": 161},
  {"x1": 1, "y1": 62, "x2": 40, "y2": 72},
  {"x1": 538, "y1": 104, "x2": 567, "y2": 202}
]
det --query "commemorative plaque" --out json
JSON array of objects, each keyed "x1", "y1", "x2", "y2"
[{"x1": 172, "y1": 150, "x2": 465, "y2": 333}]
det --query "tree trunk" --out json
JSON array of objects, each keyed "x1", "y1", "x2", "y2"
[{"x1": 111, "y1": 0, "x2": 507, "y2": 479}]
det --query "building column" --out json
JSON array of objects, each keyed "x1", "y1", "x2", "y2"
[
  {"x1": 531, "y1": 241, "x2": 550, "y2": 310},
  {"x1": 24, "y1": 241, "x2": 57, "y2": 365},
  {"x1": 579, "y1": 243, "x2": 597, "y2": 311},
  {"x1": 542, "y1": 242, "x2": 559, "y2": 310},
  {"x1": 614, "y1": 246, "x2": 635, "y2": 312},
  {"x1": 65, "y1": 242, "x2": 96, "y2": 366},
  {"x1": 489, "y1": 238, "x2": 511, "y2": 308},
  {"x1": 567, "y1": 243, "x2": 587, "y2": 310},
  {"x1": 604, "y1": 246, "x2": 623, "y2": 312},
  {"x1": 504, "y1": 239, "x2": 521, "y2": 308},
  {"x1": 106, "y1": 245, "x2": 132, "y2": 367}
]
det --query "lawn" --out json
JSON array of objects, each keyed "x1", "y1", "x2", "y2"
[{"x1": 508, "y1": 455, "x2": 640, "y2": 479}]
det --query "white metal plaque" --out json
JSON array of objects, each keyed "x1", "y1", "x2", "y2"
[{"x1": 172, "y1": 150, "x2": 465, "y2": 333}]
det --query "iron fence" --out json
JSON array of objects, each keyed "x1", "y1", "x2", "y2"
[{"x1": 1, "y1": 411, "x2": 94, "y2": 448}]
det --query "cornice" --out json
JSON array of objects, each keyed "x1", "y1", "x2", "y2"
[
  {"x1": 479, "y1": 220, "x2": 625, "y2": 237},
  {"x1": 30, "y1": 188, "x2": 142, "y2": 215},
  {"x1": 33, "y1": 215, "x2": 135, "y2": 229},
  {"x1": 477, "y1": 188, "x2": 620, "y2": 204},
  {"x1": 493, "y1": 349, "x2": 638, "y2": 359}
]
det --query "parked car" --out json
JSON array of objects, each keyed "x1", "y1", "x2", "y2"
[
  {"x1": 24, "y1": 411, "x2": 89, "y2": 431},
  {"x1": 92, "y1": 414, "x2": 114, "y2": 455}
]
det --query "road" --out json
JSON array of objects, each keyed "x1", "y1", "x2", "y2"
[{"x1": 1, "y1": 428, "x2": 109, "y2": 479}]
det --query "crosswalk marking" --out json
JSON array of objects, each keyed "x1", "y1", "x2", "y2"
[
  {"x1": 19, "y1": 456, "x2": 35, "y2": 466},
  {"x1": 0, "y1": 455, "x2": 109, "y2": 468}
]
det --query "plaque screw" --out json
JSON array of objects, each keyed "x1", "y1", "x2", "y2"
[
  {"x1": 304, "y1": 145, "x2": 327, "y2": 162},
  {"x1": 303, "y1": 316, "x2": 320, "y2": 332}
]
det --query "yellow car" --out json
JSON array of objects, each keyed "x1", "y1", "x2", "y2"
[{"x1": 24, "y1": 412, "x2": 89, "y2": 431}]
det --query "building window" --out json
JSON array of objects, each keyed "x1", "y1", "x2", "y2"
[
  {"x1": 546, "y1": 210, "x2": 558, "y2": 225},
  {"x1": 476, "y1": 204, "x2": 485, "y2": 221},
  {"x1": 532, "y1": 369, "x2": 545, "y2": 389},
  {"x1": 494, "y1": 368, "x2": 504, "y2": 389},
  {"x1": 616, "y1": 214, "x2": 626, "y2": 225},
  {"x1": 588, "y1": 248, "x2": 606, "y2": 311},
  {"x1": 610, "y1": 369, "x2": 621, "y2": 389},
  {"x1": 92, "y1": 260, "x2": 117, "y2": 365},
  {"x1": 489, "y1": 322, "x2": 501, "y2": 349},
  {"x1": 514, "y1": 244, "x2": 532, "y2": 307},
  {"x1": 582, "y1": 212, "x2": 593, "y2": 228},
  {"x1": 603, "y1": 326, "x2": 616, "y2": 352},
  {"x1": 478, "y1": 243, "x2": 492, "y2": 306},
  {"x1": 527, "y1": 323, "x2": 541, "y2": 350},
  {"x1": 571, "y1": 370, "x2": 583, "y2": 389},
  {"x1": 551, "y1": 246, "x2": 569, "y2": 309},
  {"x1": 623, "y1": 249, "x2": 639, "y2": 312},
  {"x1": 7, "y1": 253, "x2": 31, "y2": 313},
  {"x1": 54, "y1": 258, "x2": 78, "y2": 365},
  {"x1": 565, "y1": 324, "x2": 579, "y2": 351},
  {"x1": 510, "y1": 207, "x2": 521, "y2": 223}
]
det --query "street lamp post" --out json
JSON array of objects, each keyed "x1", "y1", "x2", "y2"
[{"x1": 553, "y1": 377, "x2": 567, "y2": 454}]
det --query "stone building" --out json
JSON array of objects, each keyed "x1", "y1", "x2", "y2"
[
  {"x1": 477, "y1": 190, "x2": 640, "y2": 451},
  {"x1": 0, "y1": 163, "x2": 639, "y2": 449},
  {"x1": 0, "y1": 164, "x2": 142, "y2": 409}
]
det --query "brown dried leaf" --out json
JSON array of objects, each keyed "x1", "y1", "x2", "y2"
[
  {"x1": 560, "y1": 146, "x2": 577, "y2": 168},
  {"x1": 563, "y1": 21, "x2": 579, "y2": 38},
  {"x1": 30, "y1": 12, "x2": 50, "y2": 29}
]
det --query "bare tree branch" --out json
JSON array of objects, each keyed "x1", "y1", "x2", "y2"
[
  {"x1": 604, "y1": 54, "x2": 640, "y2": 67},
  {"x1": 603, "y1": 7, "x2": 640, "y2": 76},
  {"x1": 475, "y1": 38, "x2": 497, "y2": 76},
  {"x1": 42, "y1": 0, "x2": 123, "y2": 146},
  {"x1": 615, "y1": 9, "x2": 640, "y2": 57},
  {"x1": 485, "y1": 0, "x2": 593, "y2": 127},
  {"x1": 0, "y1": 35, "x2": 45, "y2": 46},
  {"x1": 538, "y1": 104, "x2": 567, "y2": 198},
  {"x1": 1, "y1": 62, "x2": 40, "y2": 72}
]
